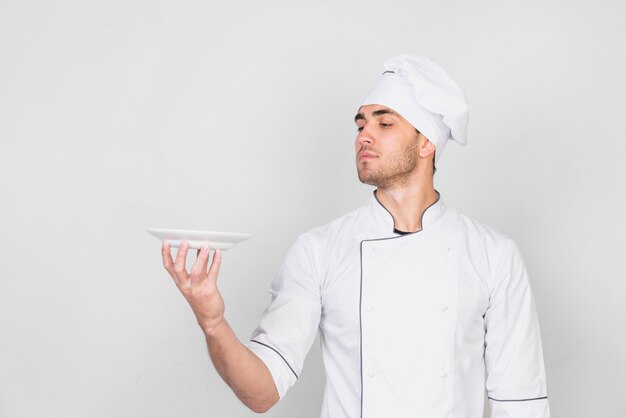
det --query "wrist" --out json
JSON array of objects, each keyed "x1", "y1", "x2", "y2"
[{"x1": 200, "y1": 316, "x2": 227, "y2": 338}]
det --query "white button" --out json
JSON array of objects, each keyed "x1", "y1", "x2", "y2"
[
  {"x1": 367, "y1": 370, "x2": 375, "y2": 377},
  {"x1": 444, "y1": 246, "x2": 451, "y2": 252},
  {"x1": 370, "y1": 247, "x2": 377, "y2": 253},
  {"x1": 365, "y1": 305, "x2": 375, "y2": 312},
  {"x1": 439, "y1": 305, "x2": 448, "y2": 312},
  {"x1": 439, "y1": 371, "x2": 447, "y2": 378}
]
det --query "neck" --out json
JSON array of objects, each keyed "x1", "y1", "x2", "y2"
[{"x1": 375, "y1": 179, "x2": 438, "y2": 233}]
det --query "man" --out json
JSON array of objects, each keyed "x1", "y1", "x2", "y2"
[{"x1": 161, "y1": 54, "x2": 551, "y2": 417}]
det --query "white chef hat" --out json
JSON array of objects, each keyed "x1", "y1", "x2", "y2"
[{"x1": 361, "y1": 54, "x2": 469, "y2": 162}]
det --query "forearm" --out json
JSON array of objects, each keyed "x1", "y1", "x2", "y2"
[
  {"x1": 161, "y1": 243, "x2": 279, "y2": 412},
  {"x1": 203, "y1": 319, "x2": 279, "y2": 413}
]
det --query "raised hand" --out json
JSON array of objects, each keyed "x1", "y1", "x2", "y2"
[{"x1": 162, "y1": 241, "x2": 224, "y2": 334}]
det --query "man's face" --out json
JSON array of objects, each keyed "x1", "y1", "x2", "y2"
[{"x1": 354, "y1": 104, "x2": 426, "y2": 188}]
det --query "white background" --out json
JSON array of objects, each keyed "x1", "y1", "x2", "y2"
[{"x1": 1, "y1": 1, "x2": 625, "y2": 417}]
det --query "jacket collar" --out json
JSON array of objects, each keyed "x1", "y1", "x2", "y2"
[{"x1": 367, "y1": 189, "x2": 446, "y2": 238}]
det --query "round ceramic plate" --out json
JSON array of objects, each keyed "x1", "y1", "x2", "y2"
[{"x1": 146, "y1": 228, "x2": 253, "y2": 250}]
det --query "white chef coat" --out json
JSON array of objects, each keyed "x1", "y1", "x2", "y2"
[{"x1": 245, "y1": 192, "x2": 550, "y2": 418}]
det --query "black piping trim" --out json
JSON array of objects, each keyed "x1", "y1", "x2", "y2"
[
  {"x1": 250, "y1": 339, "x2": 298, "y2": 379},
  {"x1": 373, "y1": 189, "x2": 441, "y2": 235},
  {"x1": 488, "y1": 396, "x2": 548, "y2": 402},
  {"x1": 359, "y1": 242, "x2": 364, "y2": 418}
]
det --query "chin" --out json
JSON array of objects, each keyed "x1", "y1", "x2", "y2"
[{"x1": 357, "y1": 173, "x2": 381, "y2": 187}]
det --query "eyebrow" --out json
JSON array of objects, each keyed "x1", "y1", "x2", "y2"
[{"x1": 354, "y1": 109, "x2": 398, "y2": 122}]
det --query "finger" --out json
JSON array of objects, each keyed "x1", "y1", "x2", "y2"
[
  {"x1": 161, "y1": 240, "x2": 174, "y2": 270},
  {"x1": 161, "y1": 240, "x2": 178, "y2": 279},
  {"x1": 207, "y1": 249, "x2": 222, "y2": 285},
  {"x1": 190, "y1": 245, "x2": 210, "y2": 283},
  {"x1": 173, "y1": 241, "x2": 190, "y2": 282}
]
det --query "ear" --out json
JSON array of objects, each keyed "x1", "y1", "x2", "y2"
[{"x1": 418, "y1": 137, "x2": 436, "y2": 159}]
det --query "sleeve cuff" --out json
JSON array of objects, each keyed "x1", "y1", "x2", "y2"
[
  {"x1": 245, "y1": 340, "x2": 298, "y2": 399},
  {"x1": 489, "y1": 396, "x2": 551, "y2": 418}
]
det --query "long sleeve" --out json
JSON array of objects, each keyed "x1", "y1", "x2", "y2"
[
  {"x1": 245, "y1": 235, "x2": 322, "y2": 399},
  {"x1": 484, "y1": 238, "x2": 551, "y2": 418}
]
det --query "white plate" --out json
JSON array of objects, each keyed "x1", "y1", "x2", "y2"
[{"x1": 146, "y1": 228, "x2": 252, "y2": 251}]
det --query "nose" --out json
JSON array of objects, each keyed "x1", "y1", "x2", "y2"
[{"x1": 357, "y1": 125, "x2": 374, "y2": 145}]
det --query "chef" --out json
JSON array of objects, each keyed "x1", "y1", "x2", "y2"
[{"x1": 161, "y1": 54, "x2": 551, "y2": 418}]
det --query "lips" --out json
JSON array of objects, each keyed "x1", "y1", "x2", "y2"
[{"x1": 359, "y1": 152, "x2": 377, "y2": 160}]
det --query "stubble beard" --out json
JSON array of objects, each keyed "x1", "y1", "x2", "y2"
[{"x1": 357, "y1": 138, "x2": 419, "y2": 189}]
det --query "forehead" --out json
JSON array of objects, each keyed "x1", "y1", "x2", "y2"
[
  {"x1": 354, "y1": 104, "x2": 407, "y2": 124},
  {"x1": 357, "y1": 104, "x2": 396, "y2": 116}
]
